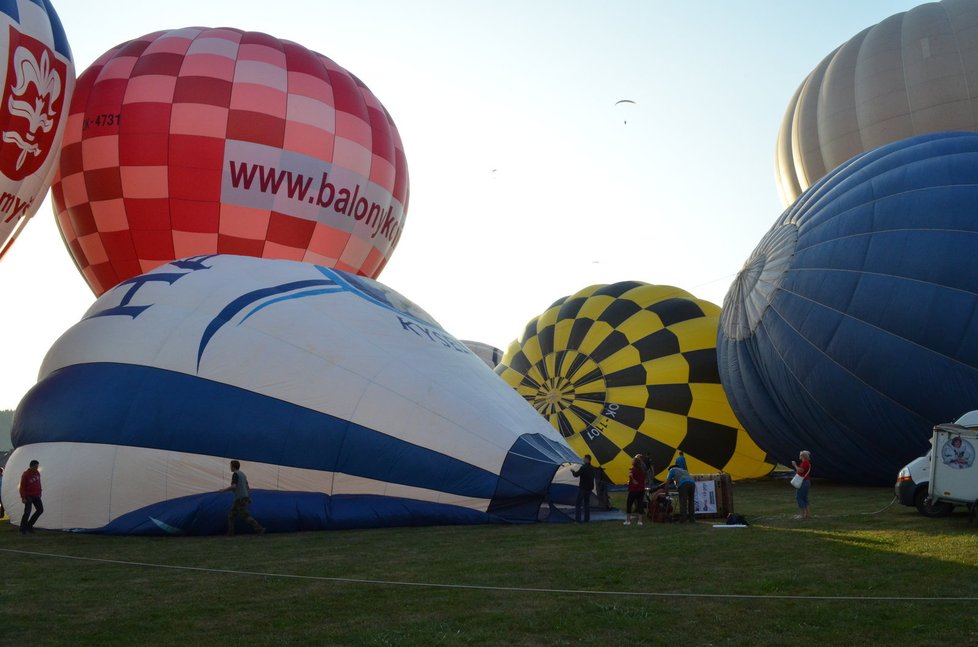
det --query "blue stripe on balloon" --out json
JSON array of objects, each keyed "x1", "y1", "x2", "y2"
[
  {"x1": 237, "y1": 287, "x2": 343, "y2": 324},
  {"x1": 73, "y1": 490, "x2": 495, "y2": 535},
  {"x1": 197, "y1": 278, "x2": 340, "y2": 367},
  {"x1": 14, "y1": 362, "x2": 508, "y2": 499},
  {"x1": 0, "y1": 0, "x2": 17, "y2": 21},
  {"x1": 38, "y1": 0, "x2": 71, "y2": 59},
  {"x1": 0, "y1": 1, "x2": 73, "y2": 61}
]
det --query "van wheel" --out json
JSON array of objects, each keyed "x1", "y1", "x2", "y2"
[{"x1": 915, "y1": 488, "x2": 953, "y2": 517}]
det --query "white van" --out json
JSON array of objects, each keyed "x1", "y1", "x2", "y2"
[
  {"x1": 895, "y1": 410, "x2": 978, "y2": 517},
  {"x1": 927, "y1": 424, "x2": 978, "y2": 512}
]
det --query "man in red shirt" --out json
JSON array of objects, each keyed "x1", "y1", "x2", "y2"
[{"x1": 19, "y1": 459, "x2": 43, "y2": 534}]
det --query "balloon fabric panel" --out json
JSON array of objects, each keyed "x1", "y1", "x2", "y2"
[
  {"x1": 0, "y1": 0, "x2": 75, "y2": 259},
  {"x1": 52, "y1": 27, "x2": 409, "y2": 295},
  {"x1": 6, "y1": 255, "x2": 576, "y2": 533},
  {"x1": 721, "y1": 131, "x2": 978, "y2": 484},
  {"x1": 776, "y1": 0, "x2": 978, "y2": 206},
  {"x1": 497, "y1": 282, "x2": 774, "y2": 484}
]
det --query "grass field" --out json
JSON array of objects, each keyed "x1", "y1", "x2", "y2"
[{"x1": 2, "y1": 477, "x2": 977, "y2": 646}]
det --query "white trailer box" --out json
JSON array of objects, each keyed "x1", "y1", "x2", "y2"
[{"x1": 927, "y1": 424, "x2": 978, "y2": 508}]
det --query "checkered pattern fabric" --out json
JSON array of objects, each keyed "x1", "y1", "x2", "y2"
[
  {"x1": 51, "y1": 27, "x2": 409, "y2": 295},
  {"x1": 496, "y1": 282, "x2": 774, "y2": 485}
]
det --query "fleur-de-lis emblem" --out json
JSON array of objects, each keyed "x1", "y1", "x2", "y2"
[{"x1": 2, "y1": 46, "x2": 63, "y2": 171}]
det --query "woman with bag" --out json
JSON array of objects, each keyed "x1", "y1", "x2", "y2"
[{"x1": 791, "y1": 450, "x2": 812, "y2": 519}]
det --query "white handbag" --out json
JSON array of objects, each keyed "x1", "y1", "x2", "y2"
[{"x1": 790, "y1": 473, "x2": 804, "y2": 489}]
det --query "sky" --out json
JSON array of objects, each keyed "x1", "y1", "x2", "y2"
[{"x1": 0, "y1": 0, "x2": 927, "y2": 410}]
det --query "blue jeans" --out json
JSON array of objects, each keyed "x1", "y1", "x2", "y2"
[
  {"x1": 227, "y1": 497, "x2": 263, "y2": 535},
  {"x1": 21, "y1": 495, "x2": 43, "y2": 532},
  {"x1": 796, "y1": 480, "x2": 811, "y2": 508},
  {"x1": 575, "y1": 489, "x2": 591, "y2": 522}
]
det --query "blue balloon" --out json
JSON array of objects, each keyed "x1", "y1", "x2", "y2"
[{"x1": 719, "y1": 132, "x2": 978, "y2": 485}]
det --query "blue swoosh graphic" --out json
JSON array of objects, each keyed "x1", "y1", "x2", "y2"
[{"x1": 197, "y1": 279, "x2": 340, "y2": 367}]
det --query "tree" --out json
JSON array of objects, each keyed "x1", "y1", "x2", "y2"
[{"x1": 0, "y1": 409, "x2": 12, "y2": 451}]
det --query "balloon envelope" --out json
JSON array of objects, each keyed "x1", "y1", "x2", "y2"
[
  {"x1": 51, "y1": 27, "x2": 409, "y2": 295},
  {"x1": 0, "y1": 0, "x2": 74, "y2": 259},
  {"x1": 4, "y1": 255, "x2": 575, "y2": 534},
  {"x1": 721, "y1": 131, "x2": 978, "y2": 485},
  {"x1": 776, "y1": 0, "x2": 978, "y2": 206},
  {"x1": 496, "y1": 282, "x2": 773, "y2": 484},
  {"x1": 461, "y1": 340, "x2": 504, "y2": 369}
]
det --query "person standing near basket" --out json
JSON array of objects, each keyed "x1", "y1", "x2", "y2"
[
  {"x1": 571, "y1": 454, "x2": 596, "y2": 523},
  {"x1": 666, "y1": 463, "x2": 696, "y2": 523},
  {"x1": 791, "y1": 450, "x2": 813, "y2": 519},
  {"x1": 624, "y1": 454, "x2": 646, "y2": 526}
]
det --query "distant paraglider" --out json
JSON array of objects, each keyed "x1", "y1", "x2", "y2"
[
  {"x1": 0, "y1": 0, "x2": 74, "y2": 260},
  {"x1": 51, "y1": 27, "x2": 409, "y2": 296},
  {"x1": 496, "y1": 282, "x2": 774, "y2": 484},
  {"x1": 776, "y1": 0, "x2": 978, "y2": 206},
  {"x1": 3, "y1": 255, "x2": 578, "y2": 534},
  {"x1": 720, "y1": 131, "x2": 978, "y2": 485},
  {"x1": 615, "y1": 99, "x2": 636, "y2": 124}
]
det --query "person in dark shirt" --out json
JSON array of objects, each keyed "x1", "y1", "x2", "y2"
[
  {"x1": 666, "y1": 464, "x2": 696, "y2": 523},
  {"x1": 224, "y1": 460, "x2": 265, "y2": 536},
  {"x1": 624, "y1": 455, "x2": 647, "y2": 526},
  {"x1": 19, "y1": 460, "x2": 43, "y2": 534},
  {"x1": 571, "y1": 455, "x2": 596, "y2": 522}
]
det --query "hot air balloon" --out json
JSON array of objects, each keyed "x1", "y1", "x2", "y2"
[
  {"x1": 0, "y1": 0, "x2": 74, "y2": 260},
  {"x1": 2, "y1": 255, "x2": 576, "y2": 534},
  {"x1": 50, "y1": 27, "x2": 409, "y2": 296},
  {"x1": 495, "y1": 282, "x2": 774, "y2": 485},
  {"x1": 720, "y1": 131, "x2": 978, "y2": 485},
  {"x1": 461, "y1": 340, "x2": 504, "y2": 369},
  {"x1": 776, "y1": 0, "x2": 978, "y2": 206}
]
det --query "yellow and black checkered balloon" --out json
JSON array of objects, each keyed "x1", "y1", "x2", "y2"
[{"x1": 495, "y1": 282, "x2": 774, "y2": 484}]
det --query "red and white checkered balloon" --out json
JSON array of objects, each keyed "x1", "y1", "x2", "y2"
[{"x1": 51, "y1": 27, "x2": 409, "y2": 296}]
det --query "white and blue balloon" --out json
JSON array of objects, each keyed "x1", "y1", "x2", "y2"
[{"x1": 4, "y1": 255, "x2": 578, "y2": 534}]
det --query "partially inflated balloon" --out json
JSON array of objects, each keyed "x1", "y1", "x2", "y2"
[
  {"x1": 495, "y1": 282, "x2": 774, "y2": 484},
  {"x1": 722, "y1": 131, "x2": 978, "y2": 485},
  {"x1": 776, "y1": 0, "x2": 978, "y2": 206},
  {"x1": 51, "y1": 27, "x2": 409, "y2": 295},
  {"x1": 0, "y1": 0, "x2": 73, "y2": 259},
  {"x1": 4, "y1": 255, "x2": 575, "y2": 534},
  {"x1": 461, "y1": 340, "x2": 504, "y2": 369}
]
